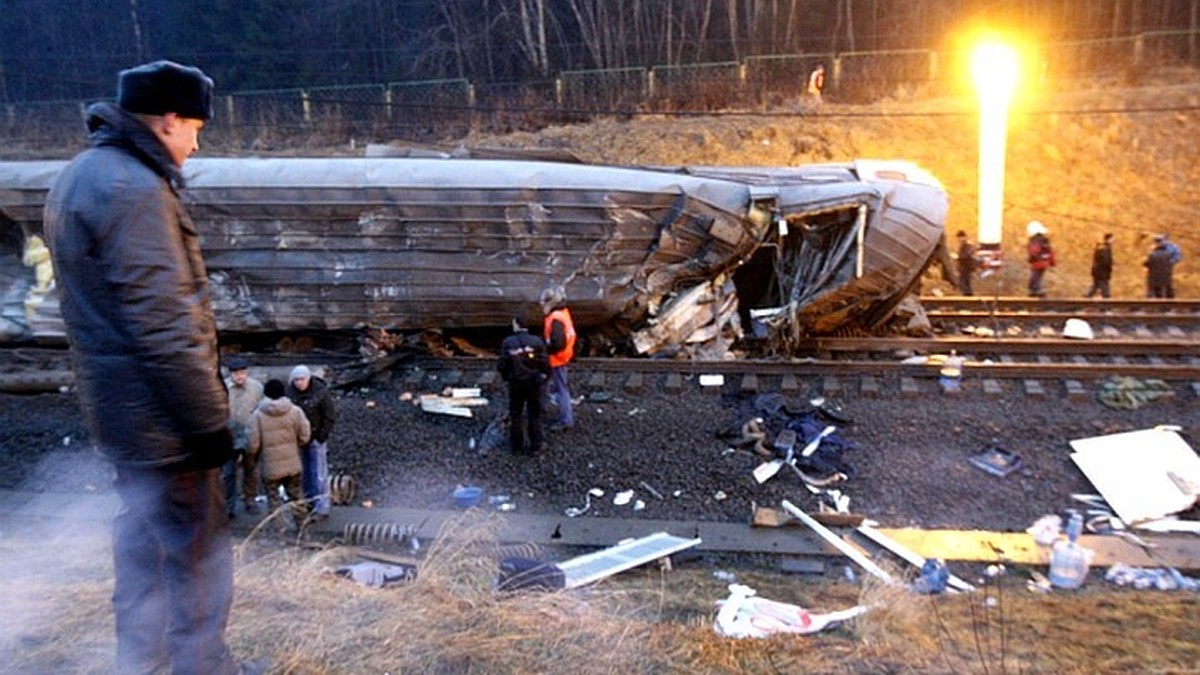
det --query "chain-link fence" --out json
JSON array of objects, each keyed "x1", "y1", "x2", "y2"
[{"x1": 3, "y1": 31, "x2": 1197, "y2": 154}]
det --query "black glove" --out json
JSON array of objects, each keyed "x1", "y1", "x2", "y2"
[{"x1": 180, "y1": 427, "x2": 235, "y2": 470}]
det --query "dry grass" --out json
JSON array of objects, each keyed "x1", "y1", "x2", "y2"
[{"x1": 2, "y1": 515, "x2": 1198, "y2": 674}]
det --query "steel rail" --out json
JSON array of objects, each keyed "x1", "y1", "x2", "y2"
[
  {"x1": 804, "y1": 336, "x2": 1199, "y2": 356},
  {"x1": 920, "y1": 297, "x2": 1200, "y2": 313},
  {"x1": 441, "y1": 355, "x2": 1200, "y2": 381},
  {"x1": 925, "y1": 310, "x2": 1200, "y2": 323}
]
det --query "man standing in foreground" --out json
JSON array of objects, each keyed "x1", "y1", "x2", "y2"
[
  {"x1": 44, "y1": 61, "x2": 248, "y2": 674},
  {"x1": 541, "y1": 285, "x2": 577, "y2": 431}
]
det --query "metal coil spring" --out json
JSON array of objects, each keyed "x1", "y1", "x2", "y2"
[
  {"x1": 488, "y1": 542, "x2": 543, "y2": 562},
  {"x1": 329, "y1": 473, "x2": 356, "y2": 506},
  {"x1": 342, "y1": 522, "x2": 420, "y2": 553}
]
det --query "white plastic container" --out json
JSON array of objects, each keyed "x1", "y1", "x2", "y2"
[{"x1": 1048, "y1": 539, "x2": 1090, "y2": 589}]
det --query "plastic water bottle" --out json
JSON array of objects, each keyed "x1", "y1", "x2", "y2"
[
  {"x1": 1049, "y1": 513, "x2": 1089, "y2": 589},
  {"x1": 1065, "y1": 512, "x2": 1083, "y2": 543},
  {"x1": 939, "y1": 351, "x2": 964, "y2": 392}
]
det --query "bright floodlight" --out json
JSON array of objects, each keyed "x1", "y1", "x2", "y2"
[{"x1": 971, "y1": 42, "x2": 1019, "y2": 248}]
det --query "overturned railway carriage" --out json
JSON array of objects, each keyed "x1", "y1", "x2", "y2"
[{"x1": 0, "y1": 156, "x2": 947, "y2": 356}]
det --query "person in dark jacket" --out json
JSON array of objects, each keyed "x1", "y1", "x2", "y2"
[
  {"x1": 1144, "y1": 235, "x2": 1176, "y2": 298},
  {"x1": 498, "y1": 316, "x2": 551, "y2": 454},
  {"x1": 1085, "y1": 233, "x2": 1114, "y2": 298},
  {"x1": 287, "y1": 364, "x2": 337, "y2": 520},
  {"x1": 43, "y1": 61, "x2": 246, "y2": 675},
  {"x1": 954, "y1": 230, "x2": 977, "y2": 296},
  {"x1": 540, "y1": 285, "x2": 577, "y2": 430}
]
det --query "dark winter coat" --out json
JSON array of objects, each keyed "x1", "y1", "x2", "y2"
[
  {"x1": 498, "y1": 330, "x2": 550, "y2": 384},
  {"x1": 956, "y1": 238, "x2": 977, "y2": 277},
  {"x1": 43, "y1": 102, "x2": 230, "y2": 468},
  {"x1": 1144, "y1": 244, "x2": 1174, "y2": 288},
  {"x1": 287, "y1": 376, "x2": 336, "y2": 443},
  {"x1": 1091, "y1": 242, "x2": 1113, "y2": 281}
]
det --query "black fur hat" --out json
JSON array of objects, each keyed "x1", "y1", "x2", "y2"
[
  {"x1": 117, "y1": 60, "x2": 214, "y2": 121},
  {"x1": 264, "y1": 379, "x2": 286, "y2": 399}
]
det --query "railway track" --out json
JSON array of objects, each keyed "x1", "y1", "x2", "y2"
[{"x1": 4, "y1": 296, "x2": 1197, "y2": 397}]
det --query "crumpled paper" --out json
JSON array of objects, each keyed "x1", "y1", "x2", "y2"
[
  {"x1": 714, "y1": 583, "x2": 868, "y2": 638},
  {"x1": 334, "y1": 561, "x2": 418, "y2": 588}
]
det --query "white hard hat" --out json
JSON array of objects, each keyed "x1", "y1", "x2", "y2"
[
  {"x1": 1062, "y1": 318, "x2": 1094, "y2": 340},
  {"x1": 1026, "y1": 220, "x2": 1047, "y2": 237}
]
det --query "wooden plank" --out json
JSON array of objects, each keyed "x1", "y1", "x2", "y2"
[
  {"x1": 781, "y1": 500, "x2": 894, "y2": 583},
  {"x1": 752, "y1": 505, "x2": 864, "y2": 528},
  {"x1": 877, "y1": 528, "x2": 1200, "y2": 571},
  {"x1": 856, "y1": 524, "x2": 975, "y2": 592}
]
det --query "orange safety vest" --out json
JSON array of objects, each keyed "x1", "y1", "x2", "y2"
[{"x1": 543, "y1": 307, "x2": 576, "y2": 368}]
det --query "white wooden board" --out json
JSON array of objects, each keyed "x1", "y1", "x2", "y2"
[{"x1": 1069, "y1": 427, "x2": 1200, "y2": 524}]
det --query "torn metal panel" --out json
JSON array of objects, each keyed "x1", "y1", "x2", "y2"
[
  {"x1": 557, "y1": 531, "x2": 702, "y2": 588},
  {"x1": 0, "y1": 156, "x2": 947, "y2": 355}
]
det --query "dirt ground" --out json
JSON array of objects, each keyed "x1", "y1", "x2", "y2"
[{"x1": 4, "y1": 369, "x2": 1195, "y2": 534}]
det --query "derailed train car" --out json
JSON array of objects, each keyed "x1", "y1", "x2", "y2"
[{"x1": 0, "y1": 155, "x2": 947, "y2": 357}]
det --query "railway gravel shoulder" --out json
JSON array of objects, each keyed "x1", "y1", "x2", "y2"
[{"x1": 4, "y1": 361, "x2": 1195, "y2": 536}]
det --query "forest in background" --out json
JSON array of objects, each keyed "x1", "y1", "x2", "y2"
[{"x1": 3, "y1": 0, "x2": 1199, "y2": 102}]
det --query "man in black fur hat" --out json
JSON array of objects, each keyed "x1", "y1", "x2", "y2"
[{"x1": 44, "y1": 61, "x2": 257, "y2": 674}]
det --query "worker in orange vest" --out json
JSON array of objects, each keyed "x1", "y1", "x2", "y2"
[{"x1": 540, "y1": 285, "x2": 576, "y2": 430}]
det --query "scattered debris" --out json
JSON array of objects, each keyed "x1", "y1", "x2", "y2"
[
  {"x1": 714, "y1": 583, "x2": 868, "y2": 638},
  {"x1": 912, "y1": 559, "x2": 950, "y2": 594},
  {"x1": 639, "y1": 481, "x2": 665, "y2": 500},
  {"x1": 1026, "y1": 514, "x2": 1063, "y2": 546},
  {"x1": 452, "y1": 485, "x2": 483, "y2": 508},
  {"x1": 751, "y1": 505, "x2": 864, "y2": 528},
  {"x1": 1047, "y1": 512, "x2": 1091, "y2": 589},
  {"x1": 333, "y1": 561, "x2": 418, "y2": 588},
  {"x1": 1095, "y1": 376, "x2": 1174, "y2": 409},
  {"x1": 1062, "y1": 317, "x2": 1095, "y2": 340},
  {"x1": 556, "y1": 532, "x2": 701, "y2": 589},
  {"x1": 856, "y1": 522, "x2": 975, "y2": 592},
  {"x1": 418, "y1": 388, "x2": 489, "y2": 417},
  {"x1": 476, "y1": 412, "x2": 508, "y2": 456},
  {"x1": 613, "y1": 490, "x2": 634, "y2": 506},
  {"x1": 564, "y1": 488, "x2": 604, "y2": 518},
  {"x1": 1105, "y1": 563, "x2": 1200, "y2": 591},
  {"x1": 780, "y1": 500, "x2": 893, "y2": 583},
  {"x1": 1069, "y1": 426, "x2": 1200, "y2": 526},
  {"x1": 800, "y1": 425, "x2": 836, "y2": 457},
  {"x1": 496, "y1": 557, "x2": 566, "y2": 592},
  {"x1": 968, "y1": 441, "x2": 1023, "y2": 477}
]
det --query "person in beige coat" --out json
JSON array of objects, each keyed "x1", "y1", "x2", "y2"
[{"x1": 248, "y1": 379, "x2": 311, "y2": 531}]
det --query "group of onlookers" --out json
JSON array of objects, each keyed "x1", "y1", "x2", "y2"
[
  {"x1": 952, "y1": 222, "x2": 1184, "y2": 299},
  {"x1": 223, "y1": 359, "x2": 337, "y2": 531}
]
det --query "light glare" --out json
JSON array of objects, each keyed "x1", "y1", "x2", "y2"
[{"x1": 971, "y1": 41, "x2": 1020, "y2": 248}]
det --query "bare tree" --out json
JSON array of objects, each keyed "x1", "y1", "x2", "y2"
[
  {"x1": 128, "y1": 0, "x2": 145, "y2": 61},
  {"x1": 512, "y1": 0, "x2": 550, "y2": 76}
]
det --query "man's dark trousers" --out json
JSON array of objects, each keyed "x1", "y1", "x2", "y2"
[{"x1": 508, "y1": 379, "x2": 543, "y2": 454}]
